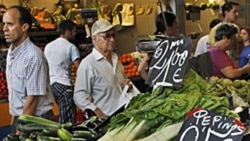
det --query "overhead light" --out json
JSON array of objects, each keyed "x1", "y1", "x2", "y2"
[{"x1": 209, "y1": 0, "x2": 215, "y2": 3}]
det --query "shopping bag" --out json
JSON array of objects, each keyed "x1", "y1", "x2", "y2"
[{"x1": 118, "y1": 83, "x2": 141, "y2": 109}]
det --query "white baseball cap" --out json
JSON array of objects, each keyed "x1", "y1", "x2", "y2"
[{"x1": 91, "y1": 19, "x2": 121, "y2": 35}]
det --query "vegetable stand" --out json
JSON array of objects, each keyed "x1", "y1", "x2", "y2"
[{"x1": 2, "y1": 69, "x2": 250, "y2": 141}]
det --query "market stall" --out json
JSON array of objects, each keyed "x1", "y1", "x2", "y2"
[
  {"x1": 3, "y1": 34, "x2": 250, "y2": 141},
  {"x1": 1, "y1": 0, "x2": 250, "y2": 141}
]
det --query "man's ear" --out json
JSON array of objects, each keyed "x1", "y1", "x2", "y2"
[{"x1": 22, "y1": 23, "x2": 30, "y2": 32}]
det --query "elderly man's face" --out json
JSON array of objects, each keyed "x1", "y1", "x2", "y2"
[{"x1": 93, "y1": 29, "x2": 117, "y2": 52}]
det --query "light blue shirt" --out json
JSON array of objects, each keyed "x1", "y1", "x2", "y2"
[
  {"x1": 6, "y1": 37, "x2": 53, "y2": 116},
  {"x1": 44, "y1": 37, "x2": 80, "y2": 86},
  {"x1": 74, "y1": 48, "x2": 126, "y2": 116}
]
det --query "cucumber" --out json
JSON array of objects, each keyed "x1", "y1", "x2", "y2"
[
  {"x1": 37, "y1": 135, "x2": 61, "y2": 141},
  {"x1": 71, "y1": 138, "x2": 88, "y2": 141},
  {"x1": 18, "y1": 114, "x2": 72, "y2": 130},
  {"x1": 3, "y1": 134, "x2": 19, "y2": 141},
  {"x1": 71, "y1": 123, "x2": 90, "y2": 132},
  {"x1": 37, "y1": 135, "x2": 51, "y2": 141},
  {"x1": 73, "y1": 130, "x2": 97, "y2": 140},
  {"x1": 19, "y1": 134, "x2": 29, "y2": 141},
  {"x1": 18, "y1": 115, "x2": 61, "y2": 128},
  {"x1": 29, "y1": 132, "x2": 43, "y2": 139},
  {"x1": 42, "y1": 127, "x2": 59, "y2": 137},
  {"x1": 58, "y1": 128, "x2": 72, "y2": 141},
  {"x1": 25, "y1": 138, "x2": 35, "y2": 141},
  {"x1": 18, "y1": 123, "x2": 45, "y2": 134},
  {"x1": 47, "y1": 137, "x2": 61, "y2": 141}
]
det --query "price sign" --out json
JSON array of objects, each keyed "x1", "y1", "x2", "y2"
[
  {"x1": 145, "y1": 37, "x2": 192, "y2": 88},
  {"x1": 176, "y1": 108, "x2": 245, "y2": 141}
]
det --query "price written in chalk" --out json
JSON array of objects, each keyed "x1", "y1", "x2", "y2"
[
  {"x1": 176, "y1": 109, "x2": 245, "y2": 141},
  {"x1": 146, "y1": 37, "x2": 192, "y2": 88}
]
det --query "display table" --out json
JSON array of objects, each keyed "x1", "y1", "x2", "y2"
[
  {"x1": 0, "y1": 99, "x2": 11, "y2": 127},
  {"x1": 0, "y1": 100, "x2": 59, "y2": 128}
]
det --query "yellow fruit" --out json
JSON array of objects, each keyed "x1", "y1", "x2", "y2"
[
  {"x1": 127, "y1": 6, "x2": 134, "y2": 16},
  {"x1": 136, "y1": 6, "x2": 144, "y2": 15},
  {"x1": 145, "y1": 6, "x2": 153, "y2": 15},
  {"x1": 43, "y1": 9, "x2": 50, "y2": 19}
]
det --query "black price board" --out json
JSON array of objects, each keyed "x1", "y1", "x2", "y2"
[
  {"x1": 145, "y1": 37, "x2": 192, "y2": 88},
  {"x1": 176, "y1": 108, "x2": 245, "y2": 141}
]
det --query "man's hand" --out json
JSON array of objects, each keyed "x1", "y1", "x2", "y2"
[
  {"x1": 123, "y1": 79, "x2": 133, "y2": 92},
  {"x1": 94, "y1": 108, "x2": 107, "y2": 120},
  {"x1": 16, "y1": 130, "x2": 21, "y2": 135}
]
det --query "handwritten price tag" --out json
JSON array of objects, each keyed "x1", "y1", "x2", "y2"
[
  {"x1": 176, "y1": 108, "x2": 245, "y2": 141},
  {"x1": 145, "y1": 37, "x2": 192, "y2": 88}
]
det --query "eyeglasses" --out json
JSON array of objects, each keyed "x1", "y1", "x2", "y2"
[{"x1": 98, "y1": 32, "x2": 117, "y2": 40}]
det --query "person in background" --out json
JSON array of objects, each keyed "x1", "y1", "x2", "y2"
[
  {"x1": 239, "y1": 26, "x2": 250, "y2": 67},
  {"x1": 209, "y1": 1, "x2": 240, "y2": 62},
  {"x1": 138, "y1": 12, "x2": 178, "y2": 80},
  {"x1": 210, "y1": 23, "x2": 250, "y2": 79},
  {"x1": 44, "y1": 20, "x2": 80, "y2": 123},
  {"x1": 74, "y1": 19, "x2": 132, "y2": 120},
  {"x1": 194, "y1": 18, "x2": 221, "y2": 57},
  {"x1": 3, "y1": 5, "x2": 54, "y2": 134},
  {"x1": 154, "y1": 11, "x2": 178, "y2": 39}
]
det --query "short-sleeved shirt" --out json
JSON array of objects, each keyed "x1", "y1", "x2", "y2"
[
  {"x1": 44, "y1": 37, "x2": 80, "y2": 86},
  {"x1": 194, "y1": 35, "x2": 209, "y2": 57},
  {"x1": 74, "y1": 48, "x2": 126, "y2": 116},
  {"x1": 209, "y1": 23, "x2": 240, "y2": 62},
  {"x1": 210, "y1": 46, "x2": 237, "y2": 78},
  {"x1": 239, "y1": 45, "x2": 250, "y2": 67},
  {"x1": 6, "y1": 37, "x2": 53, "y2": 116}
]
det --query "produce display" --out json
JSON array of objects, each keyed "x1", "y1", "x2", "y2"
[
  {"x1": 3, "y1": 69, "x2": 248, "y2": 141},
  {"x1": 3, "y1": 114, "x2": 101, "y2": 141},
  {"x1": 0, "y1": 50, "x2": 8, "y2": 99},
  {"x1": 0, "y1": 70, "x2": 8, "y2": 99},
  {"x1": 119, "y1": 53, "x2": 141, "y2": 78},
  {"x1": 98, "y1": 69, "x2": 240, "y2": 141},
  {"x1": 30, "y1": 7, "x2": 56, "y2": 30},
  {"x1": 207, "y1": 76, "x2": 250, "y2": 106},
  {"x1": 70, "y1": 64, "x2": 77, "y2": 85},
  {"x1": 185, "y1": 1, "x2": 220, "y2": 11},
  {"x1": 29, "y1": 3, "x2": 83, "y2": 30}
]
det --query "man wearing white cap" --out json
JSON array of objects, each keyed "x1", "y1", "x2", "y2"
[{"x1": 74, "y1": 19, "x2": 131, "y2": 119}]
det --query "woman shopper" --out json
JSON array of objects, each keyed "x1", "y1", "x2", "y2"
[
  {"x1": 239, "y1": 26, "x2": 250, "y2": 67},
  {"x1": 210, "y1": 23, "x2": 250, "y2": 79}
]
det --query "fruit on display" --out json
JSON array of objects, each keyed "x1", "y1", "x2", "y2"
[
  {"x1": 184, "y1": 2, "x2": 193, "y2": 9},
  {"x1": 65, "y1": 7, "x2": 77, "y2": 21},
  {"x1": 199, "y1": 2, "x2": 207, "y2": 10},
  {"x1": 145, "y1": 5, "x2": 153, "y2": 15},
  {"x1": 185, "y1": 2, "x2": 220, "y2": 11},
  {"x1": 30, "y1": 6, "x2": 38, "y2": 17},
  {"x1": 52, "y1": 5, "x2": 66, "y2": 26},
  {"x1": 53, "y1": 5, "x2": 63, "y2": 16},
  {"x1": 127, "y1": 6, "x2": 134, "y2": 16},
  {"x1": 136, "y1": 6, "x2": 144, "y2": 15},
  {"x1": 0, "y1": 70, "x2": 8, "y2": 99},
  {"x1": 211, "y1": 2, "x2": 220, "y2": 10},
  {"x1": 119, "y1": 53, "x2": 140, "y2": 78},
  {"x1": 32, "y1": 7, "x2": 56, "y2": 30},
  {"x1": 70, "y1": 64, "x2": 77, "y2": 85}
]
